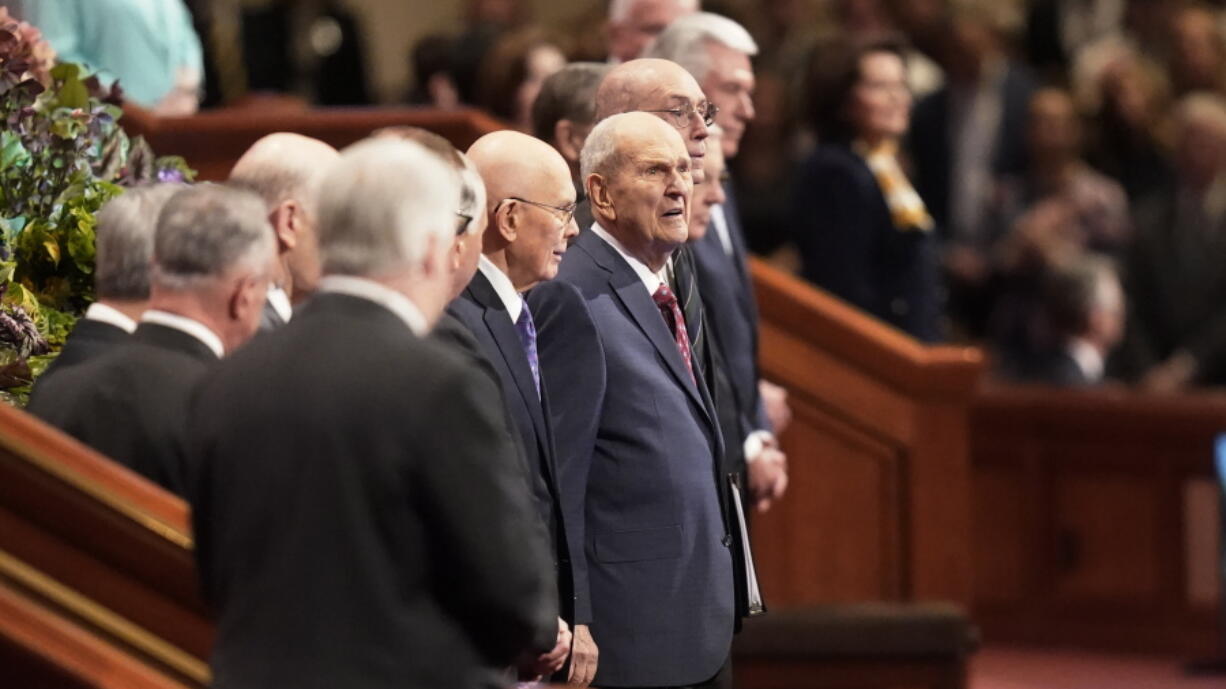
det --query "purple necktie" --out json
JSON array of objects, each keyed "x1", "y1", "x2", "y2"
[{"x1": 515, "y1": 302, "x2": 541, "y2": 398}]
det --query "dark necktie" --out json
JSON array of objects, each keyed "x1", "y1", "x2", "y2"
[
  {"x1": 515, "y1": 302, "x2": 541, "y2": 398},
  {"x1": 653, "y1": 283, "x2": 696, "y2": 385}
]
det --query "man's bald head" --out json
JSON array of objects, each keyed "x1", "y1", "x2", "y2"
[
  {"x1": 228, "y1": 133, "x2": 340, "y2": 301},
  {"x1": 595, "y1": 58, "x2": 712, "y2": 182},
  {"x1": 467, "y1": 131, "x2": 578, "y2": 290}
]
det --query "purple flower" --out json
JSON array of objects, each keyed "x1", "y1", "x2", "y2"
[{"x1": 156, "y1": 167, "x2": 185, "y2": 183}]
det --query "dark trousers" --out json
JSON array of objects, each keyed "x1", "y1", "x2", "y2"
[{"x1": 601, "y1": 655, "x2": 732, "y2": 689}]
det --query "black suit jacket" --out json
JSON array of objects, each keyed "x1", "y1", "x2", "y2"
[
  {"x1": 32, "y1": 317, "x2": 129, "y2": 391},
  {"x1": 447, "y1": 274, "x2": 575, "y2": 621},
  {"x1": 27, "y1": 322, "x2": 216, "y2": 495},
  {"x1": 186, "y1": 292, "x2": 557, "y2": 689},
  {"x1": 528, "y1": 230, "x2": 735, "y2": 687},
  {"x1": 791, "y1": 142, "x2": 943, "y2": 342}
]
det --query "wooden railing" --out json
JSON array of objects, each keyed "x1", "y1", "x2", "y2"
[
  {"x1": 749, "y1": 259, "x2": 985, "y2": 608},
  {"x1": 0, "y1": 403, "x2": 210, "y2": 687}
]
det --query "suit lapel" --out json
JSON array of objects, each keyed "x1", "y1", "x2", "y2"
[
  {"x1": 580, "y1": 232, "x2": 709, "y2": 417},
  {"x1": 465, "y1": 273, "x2": 553, "y2": 463}
]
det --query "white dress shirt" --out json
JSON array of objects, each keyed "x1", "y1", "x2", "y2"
[
  {"x1": 265, "y1": 285, "x2": 294, "y2": 324},
  {"x1": 317, "y1": 275, "x2": 428, "y2": 337},
  {"x1": 589, "y1": 223, "x2": 668, "y2": 295},
  {"x1": 1068, "y1": 337, "x2": 1105, "y2": 383},
  {"x1": 477, "y1": 255, "x2": 523, "y2": 324},
  {"x1": 709, "y1": 205, "x2": 735, "y2": 258},
  {"x1": 85, "y1": 302, "x2": 137, "y2": 333},
  {"x1": 141, "y1": 309, "x2": 225, "y2": 358}
]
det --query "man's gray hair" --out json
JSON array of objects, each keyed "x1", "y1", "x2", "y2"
[
  {"x1": 644, "y1": 12, "x2": 758, "y2": 81},
  {"x1": 153, "y1": 184, "x2": 276, "y2": 290},
  {"x1": 458, "y1": 153, "x2": 487, "y2": 236},
  {"x1": 531, "y1": 62, "x2": 612, "y2": 141},
  {"x1": 94, "y1": 183, "x2": 185, "y2": 300},
  {"x1": 579, "y1": 113, "x2": 631, "y2": 182},
  {"x1": 609, "y1": 0, "x2": 699, "y2": 23},
  {"x1": 317, "y1": 138, "x2": 462, "y2": 277}
]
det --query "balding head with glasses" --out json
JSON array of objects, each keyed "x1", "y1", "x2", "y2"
[
  {"x1": 594, "y1": 58, "x2": 716, "y2": 183},
  {"x1": 467, "y1": 130, "x2": 580, "y2": 293}
]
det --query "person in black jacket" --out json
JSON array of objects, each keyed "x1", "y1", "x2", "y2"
[
  {"x1": 186, "y1": 138, "x2": 559, "y2": 689},
  {"x1": 30, "y1": 183, "x2": 183, "y2": 392},
  {"x1": 29, "y1": 185, "x2": 276, "y2": 495},
  {"x1": 792, "y1": 34, "x2": 942, "y2": 341}
]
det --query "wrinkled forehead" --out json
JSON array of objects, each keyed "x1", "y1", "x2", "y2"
[
  {"x1": 638, "y1": 68, "x2": 706, "y2": 107},
  {"x1": 620, "y1": 127, "x2": 689, "y2": 167}
]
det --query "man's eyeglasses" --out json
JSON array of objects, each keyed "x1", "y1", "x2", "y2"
[
  {"x1": 455, "y1": 210, "x2": 474, "y2": 236},
  {"x1": 641, "y1": 102, "x2": 719, "y2": 130},
  {"x1": 498, "y1": 197, "x2": 577, "y2": 227}
]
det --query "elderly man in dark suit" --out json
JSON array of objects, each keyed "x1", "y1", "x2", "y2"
[
  {"x1": 29, "y1": 184, "x2": 275, "y2": 494},
  {"x1": 31, "y1": 183, "x2": 183, "y2": 388},
  {"x1": 647, "y1": 12, "x2": 790, "y2": 511},
  {"x1": 529, "y1": 112, "x2": 736, "y2": 688},
  {"x1": 186, "y1": 138, "x2": 559, "y2": 689},
  {"x1": 453, "y1": 131, "x2": 580, "y2": 632}
]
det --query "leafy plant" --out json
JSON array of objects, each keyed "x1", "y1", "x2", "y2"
[{"x1": 0, "y1": 7, "x2": 194, "y2": 404}]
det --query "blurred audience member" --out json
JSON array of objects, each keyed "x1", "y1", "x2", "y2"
[
  {"x1": 1022, "y1": 255, "x2": 1125, "y2": 386},
  {"x1": 793, "y1": 36, "x2": 942, "y2": 341},
  {"x1": 606, "y1": 0, "x2": 699, "y2": 64},
  {"x1": 477, "y1": 28, "x2": 566, "y2": 131},
  {"x1": 1167, "y1": 2, "x2": 1226, "y2": 96},
  {"x1": 1081, "y1": 47, "x2": 1175, "y2": 203},
  {"x1": 910, "y1": 1, "x2": 1036, "y2": 337},
  {"x1": 1119, "y1": 92, "x2": 1226, "y2": 390},
  {"x1": 452, "y1": 0, "x2": 527, "y2": 104},
  {"x1": 31, "y1": 184, "x2": 183, "y2": 389},
  {"x1": 27, "y1": 0, "x2": 203, "y2": 114},
  {"x1": 1025, "y1": 0, "x2": 1126, "y2": 77},
  {"x1": 228, "y1": 133, "x2": 341, "y2": 329},
  {"x1": 407, "y1": 34, "x2": 461, "y2": 108},
  {"x1": 823, "y1": 0, "x2": 945, "y2": 98},
  {"x1": 29, "y1": 185, "x2": 276, "y2": 495},
  {"x1": 531, "y1": 62, "x2": 611, "y2": 233}
]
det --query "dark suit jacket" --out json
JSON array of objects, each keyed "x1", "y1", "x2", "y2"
[
  {"x1": 528, "y1": 229, "x2": 735, "y2": 687},
  {"x1": 186, "y1": 293, "x2": 557, "y2": 689},
  {"x1": 27, "y1": 322, "x2": 216, "y2": 495},
  {"x1": 791, "y1": 142, "x2": 942, "y2": 342},
  {"x1": 909, "y1": 63, "x2": 1037, "y2": 235},
  {"x1": 448, "y1": 272, "x2": 575, "y2": 621},
  {"x1": 1028, "y1": 348, "x2": 1095, "y2": 386},
  {"x1": 31, "y1": 317, "x2": 129, "y2": 392}
]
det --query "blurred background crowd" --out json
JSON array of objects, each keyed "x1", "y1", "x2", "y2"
[{"x1": 12, "y1": 0, "x2": 1226, "y2": 392}]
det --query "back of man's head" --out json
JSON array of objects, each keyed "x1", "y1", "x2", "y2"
[
  {"x1": 153, "y1": 185, "x2": 274, "y2": 292},
  {"x1": 531, "y1": 62, "x2": 612, "y2": 142},
  {"x1": 316, "y1": 138, "x2": 461, "y2": 281},
  {"x1": 94, "y1": 183, "x2": 185, "y2": 303},
  {"x1": 644, "y1": 11, "x2": 758, "y2": 82},
  {"x1": 229, "y1": 133, "x2": 339, "y2": 214}
]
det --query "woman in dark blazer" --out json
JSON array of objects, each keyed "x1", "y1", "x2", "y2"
[{"x1": 791, "y1": 36, "x2": 942, "y2": 342}]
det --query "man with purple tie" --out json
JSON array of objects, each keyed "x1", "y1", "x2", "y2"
[
  {"x1": 448, "y1": 130, "x2": 580, "y2": 680},
  {"x1": 528, "y1": 112, "x2": 736, "y2": 688}
]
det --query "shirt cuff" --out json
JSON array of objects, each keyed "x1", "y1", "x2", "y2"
[{"x1": 743, "y1": 430, "x2": 777, "y2": 463}]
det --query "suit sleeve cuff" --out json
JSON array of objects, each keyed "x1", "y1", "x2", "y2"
[{"x1": 743, "y1": 430, "x2": 777, "y2": 463}]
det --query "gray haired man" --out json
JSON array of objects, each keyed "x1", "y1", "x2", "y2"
[{"x1": 28, "y1": 184, "x2": 276, "y2": 495}]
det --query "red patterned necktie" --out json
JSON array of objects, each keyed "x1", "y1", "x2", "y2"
[{"x1": 652, "y1": 283, "x2": 696, "y2": 385}]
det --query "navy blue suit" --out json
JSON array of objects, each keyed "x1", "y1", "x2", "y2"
[
  {"x1": 448, "y1": 270, "x2": 574, "y2": 622},
  {"x1": 528, "y1": 229, "x2": 735, "y2": 687},
  {"x1": 791, "y1": 142, "x2": 942, "y2": 342}
]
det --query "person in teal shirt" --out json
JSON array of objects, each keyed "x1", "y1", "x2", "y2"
[{"x1": 25, "y1": 0, "x2": 204, "y2": 114}]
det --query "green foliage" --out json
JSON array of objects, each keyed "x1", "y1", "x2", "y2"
[{"x1": 0, "y1": 10, "x2": 195, "y2": 404}]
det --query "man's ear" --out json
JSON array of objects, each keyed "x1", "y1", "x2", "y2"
[
  {"x1": 451, "y1": 235, "x2": 465, "y2": 272},
  {"x1": 495, "y1": 200, "x2": 519, "y2": 243},
  {"x1": 555, "y1": 119, "x2": 582, "y2": 163},
  {"x1": 229, "y1": 274, "x2": 256, "y2": 321},
  {"x1": 588, "y1": 173, "x2": 615, "y2": 223},
  {"x1": 271, "y1": 200, "x2": 299, "y2": 252}
]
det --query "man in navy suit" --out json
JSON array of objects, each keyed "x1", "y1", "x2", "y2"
[
  {"x1": 451, "y1": 130, "x2": 580, "y2": 648},
  {"x1": 529, "y1": 112, "x2": 735, "y2": 688},
  {"x1": 648, "y1": 12, "x2": 790, "y2": 510}
]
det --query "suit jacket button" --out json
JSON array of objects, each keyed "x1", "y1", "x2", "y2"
[{"x1": 722, "y1": 534, "x2": 733, "y2": 547}]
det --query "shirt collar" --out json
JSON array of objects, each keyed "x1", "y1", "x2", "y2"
[
  {"x1": 265, "y1": 285, "x2": 294, "y2": 323},
  {"x1": 317, "y1": 275, "x2": 428, "y2": 337},
  {"x1": 589, "y1": 222, "x2": 668, "y2": 295},
  {"x1": 1067, "y1": 337, "x2": 1105, "y2": 382},
  {"x1": 85, "y1": 302, "x2": 138, "y2": 334},
  {"x1": 140, "y1": 310, "x2": 225, "y2": 358},
  {"x1": 709, "y1": 204, "x2": 734, "y2": 257},
  {"x1": 477, "y1": 255, "x2": 523, "y2": 323}
]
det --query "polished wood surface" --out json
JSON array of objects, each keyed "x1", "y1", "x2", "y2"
[
  {"x1": 749, "y1": 259, "x2": 985, "y2": 607},
  {"x1": 970, "y1": 385, "x2": 1226, "y2": 655}
]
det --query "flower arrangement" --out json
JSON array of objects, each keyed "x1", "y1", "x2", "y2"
[{"x1": 0, "y1": 7, "x2": 193, "y2": 404}]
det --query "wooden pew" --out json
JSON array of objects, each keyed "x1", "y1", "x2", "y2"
[{"x1": 970, "y1": 385, "x2": 1226, "y2": 656}]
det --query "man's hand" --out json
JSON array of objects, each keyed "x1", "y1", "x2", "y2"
[
  {"x1": 567, "y1": 623, "x2": 598, "y2": 686},
  {"x1": 748, "y1": 445, "x2": 788, "y2": 513},
  {"x1": 525, "y1": 617, "x2": 572, "y2": 680},
  {"x1": 759, "y1": 380, "x2": 792, "y2": 434},
  {"x1": 1142, "y1": 351, "x2": 1197, "y2": 393}
]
